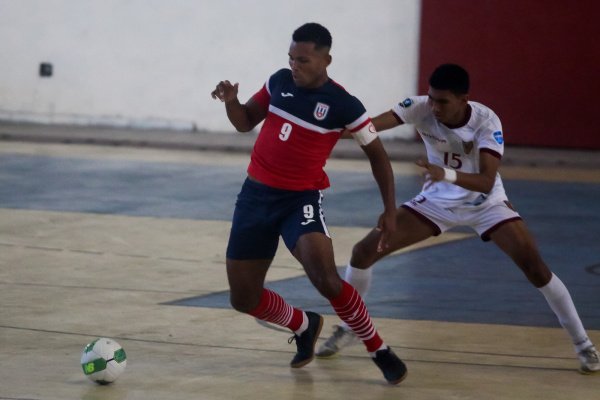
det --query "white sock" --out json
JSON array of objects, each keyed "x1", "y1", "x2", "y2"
[
  {"x1": 369, "y1": 343, "x2": 389, "y2": 358},
  {"x1": 344, "y1": 263, "x2": 373, "y2": 297},
  {"x1": 293, "y1": 312, "x2": 308, "y2": 336},
  {"x1": 538, "y1": 273, "x2": 592, "y2": 352},
  {"x1": 339, "y1": 263, "x2": 373, "y2": 332}
]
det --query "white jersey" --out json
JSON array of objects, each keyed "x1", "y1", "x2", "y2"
[{"x1": 393, "y1": 96, "x2": 508, "y2": 208}]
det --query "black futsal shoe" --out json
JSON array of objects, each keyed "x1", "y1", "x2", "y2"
[
  {"x1": 289, "y1": 311, "x2": 324, "y2": 368},
  {"x1": 372, "y1": 347, "x2": 408, "y2": 384}
]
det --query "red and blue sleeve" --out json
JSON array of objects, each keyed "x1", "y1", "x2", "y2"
[{"x1": 250, "y1": 84, "x2": 270, "y2": 111}]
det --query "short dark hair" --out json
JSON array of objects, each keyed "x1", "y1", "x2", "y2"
[
  {"x1": 292, "y1": 22, "x2": 332, "y2": 50},
  {"x1": 429, "y1": 64, "x2": 470, "y2": 94}
]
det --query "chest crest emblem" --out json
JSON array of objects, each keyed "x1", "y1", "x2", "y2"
[
  {"x1": 462, "y1": 141, "x2": 474, "y2": 154},
  {"x1": 313, "y1": 102, "x2": 330, "y2": 121}
]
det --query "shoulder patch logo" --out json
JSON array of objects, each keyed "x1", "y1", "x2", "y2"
[
  {"x1": 493, "y1": 131, "x2": 504, "y2": 144},
  {"x1": 400, "y1": 98, "x2": 413, "y2": 108},
  {"x1": 313, "y1": 102, "x2": 330, "y2": 121}
]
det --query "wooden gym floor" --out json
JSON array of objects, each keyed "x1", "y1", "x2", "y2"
[{"x1": 0, "y1": 140, "x2": 599, "y2": 400}]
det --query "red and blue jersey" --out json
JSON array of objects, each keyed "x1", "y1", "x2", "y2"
[{"x1": 247, "y1": 68, "x2": 371, "y2": 190}]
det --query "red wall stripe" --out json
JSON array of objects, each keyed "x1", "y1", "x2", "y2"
[{"x1": 419, "y1": 0, "x2": 600, "y2": 149}]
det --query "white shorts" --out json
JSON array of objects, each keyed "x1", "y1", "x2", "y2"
[{"x1": 402, "y1": 194, "x2": 522, "y2": 241}]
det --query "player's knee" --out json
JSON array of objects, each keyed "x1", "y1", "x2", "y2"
[
  {"x1": 528, "y1": 265, "x2": 552, "y2": 287},
  {"x1": 229, "y1": 297, "x2": 248, "y2": 313},
  {"x1": 310, "y1": 273, "x2": 343, "y2": 299},
  {"x1": 517, "y1": 254, "x2": 551, "y2": 287},
  {"x1": 350, "y1": 240, "x2": 376, "y2": 269},
  {"x1": 229, "y1": 291, "x2": 258, "y2": 314}
]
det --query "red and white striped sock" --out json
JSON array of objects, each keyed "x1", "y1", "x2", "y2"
[
  {"x1": 329, "y1": 281, "x2": 386, "y2": 354},
  {"x1": 248, "y1": 288, "x2": 307, "y2": 333}
]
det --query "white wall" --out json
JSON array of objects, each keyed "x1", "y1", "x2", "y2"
[{"x1": 0, "y1": 0, "x2": 421, "y2": 137}]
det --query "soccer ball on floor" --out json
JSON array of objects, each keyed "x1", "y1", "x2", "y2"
[{"x1": 80, "y1": 337, "x2": 127, "y2": 384}]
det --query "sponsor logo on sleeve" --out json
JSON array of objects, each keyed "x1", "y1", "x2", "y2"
[
  {"x1": 399, "y1": 98, "x2": 413, "y2": 108},
  {"x1": 493, "y1": 131, "x2": 504, "y2": 144}
]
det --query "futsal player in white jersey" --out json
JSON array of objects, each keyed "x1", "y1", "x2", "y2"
[{"x1": 316, "y1": 63, "x2": 599, "y2": 374}]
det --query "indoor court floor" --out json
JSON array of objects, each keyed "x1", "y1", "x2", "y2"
[{"x1": 1, "y1": 138, "x2": 599, "y2": 400}]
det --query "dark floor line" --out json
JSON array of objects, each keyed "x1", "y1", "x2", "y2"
[{"x1": 0, "y1": 324, "x2": 575, "y2": 371}]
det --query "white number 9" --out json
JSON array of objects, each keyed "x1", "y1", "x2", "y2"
[
  {"x1": 279, "y1": 123, "x2": 292, "y2": 141},
  {"x1": 303, "y1": 204, "x2": 314, "y2": 219}
]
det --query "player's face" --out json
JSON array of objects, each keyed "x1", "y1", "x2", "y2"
[
  {"x1": 288, "y1": 41, "x2": 331, "y2": 88},
  {"x1": 427, "y1": 87, "x2": 469, "y2": 126}
]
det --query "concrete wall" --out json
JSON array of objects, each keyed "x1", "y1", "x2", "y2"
[{"x1": 0, "y1": 0, "x2": 421, "y2": 138}]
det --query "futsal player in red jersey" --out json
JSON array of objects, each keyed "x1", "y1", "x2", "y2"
[{"x1": 211, "y1": 22, "x2": 407, "y2": 384}]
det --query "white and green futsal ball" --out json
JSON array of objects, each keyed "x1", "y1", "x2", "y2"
[{"x1": 80, "y1": 338, "x2": 127, "y2": 384}]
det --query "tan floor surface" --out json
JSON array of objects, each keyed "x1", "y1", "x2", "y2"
[{"x1": 1, "y1": 142, "x2": 599, "y2": 400}]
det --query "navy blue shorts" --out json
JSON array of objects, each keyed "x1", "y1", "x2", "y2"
[{"x1": 226, "y1": 178, "x2": 330, "y2": 260}]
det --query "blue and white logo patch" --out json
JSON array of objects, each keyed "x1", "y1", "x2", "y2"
[
  {"x1": 400, "y1": 98, "x2": 413, "y2": 108},
  {"x1": 493, "y1": 131, "x2": 504, "y2": 144},
  {"x1": 313, "y1": 102, "x2": 329, "y2": 121}
]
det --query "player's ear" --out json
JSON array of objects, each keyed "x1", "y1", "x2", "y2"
[{"x1": 325, "y1": 54, "x2": 332, "y2": 67}]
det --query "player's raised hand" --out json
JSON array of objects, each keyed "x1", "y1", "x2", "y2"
[
  {"x1": 211, "y1": 80, "x2": 239, "y2": 103},
  {"x1": 416, "y1": 158, "x2": 445, "y2": 189}
]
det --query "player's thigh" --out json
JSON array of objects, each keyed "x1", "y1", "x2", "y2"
[
  {"x1": 280, "y1": 189, "x2": 329, "y2": 252},
  {"x1": 391, "y1": 206, "x2": 440, "y2": 247},
  {"x1": 489, "y1": 219, "x2": 552, "y2": 286},
  {"x1": 292, "y1": 232, "x2": 342, "y2": 298},
  {"x1": 368, "y1": 206, "x2": 438, "y2": 253},
  {"x1": 351, "y1": 206, "x2": 437, "y2": 267},
  {"x1": 226, "y1": 179, "x2": 281, "y2": 260},
  {"x1": 489, "y1": 219, "x2": 546, "y2": 267}
]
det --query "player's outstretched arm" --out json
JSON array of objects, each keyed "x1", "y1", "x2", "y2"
[
  {"x1": 360, "y1": 137, "x2": 397, "y2": 252},
  {"x1": 340, "y1": 110, "x2": 403, "y2": 140},
  {"x1": 211, "y1": 80, "x2": 267, "y2": 132},
  {"x1": 371, "y1": 110, "x2": 403, "y2": 133}
]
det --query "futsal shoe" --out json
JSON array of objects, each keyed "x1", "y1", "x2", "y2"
[
  {"x1": 289, "y1": 312, "x2": 323, "y2": 368},
  {"x1": 316, "y1": 325, "x2": 360, "y2": 358},
  {"x1": 578, "y1": 345, "x2": 600, "y2": 374},
  {"x1": 372, "y1": 347, "x2": 408, "y2": 384}
]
